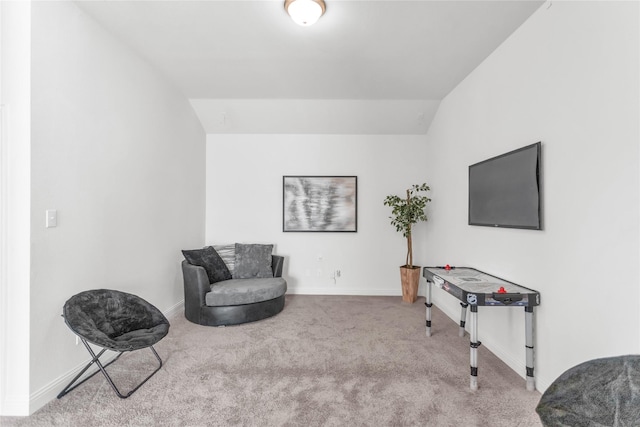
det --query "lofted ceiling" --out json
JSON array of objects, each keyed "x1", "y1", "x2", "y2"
[{"x1": 74, "y1": 0, "x2": 545, "y2": 134}]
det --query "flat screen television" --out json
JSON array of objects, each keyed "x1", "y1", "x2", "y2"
[{"x1": 468, "y1": 142, "x2": 541, "y2": 230}]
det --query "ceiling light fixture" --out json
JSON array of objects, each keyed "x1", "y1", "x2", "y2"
[{"x1": 284, "y1": 0, "x2": 326, "y2": 27}]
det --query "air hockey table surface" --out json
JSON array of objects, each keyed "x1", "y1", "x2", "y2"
[{"x1": 423, "y1": 267, "x2": 540, "y2": 307}]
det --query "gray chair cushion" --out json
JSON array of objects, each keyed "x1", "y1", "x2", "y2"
[
  {"x1": 233, "y1": 243, "x2": 274, "y2": 279},
  {"x1": 205, "y1": 277, "x2": 287, "y2": 306},
  {"x1": 536, "y1": 355, "x2": 640, "y2": 426},
  {"x1": 63, "y1": 289, "x2": 170, "y2": 352}
]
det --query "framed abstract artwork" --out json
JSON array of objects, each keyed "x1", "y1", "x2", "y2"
[{"x1": 283, "y1": 176, "x2": 357, "y2": 232}]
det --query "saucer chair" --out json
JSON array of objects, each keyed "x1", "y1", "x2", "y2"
[
  {"x1": 536, "y1": 355, "x2": 640, "y2": 426},
  {"x1": 57, "y1": 289, "x2": 170, "y2": 399}
]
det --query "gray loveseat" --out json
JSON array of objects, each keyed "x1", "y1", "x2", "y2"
[{"x1": 181, "y1": 244, "x2": 287, "y2": 326}]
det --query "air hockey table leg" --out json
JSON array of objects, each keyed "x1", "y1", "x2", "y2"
[
  {"x1": 459, "y1": 303, "x2": 468, "y2": 337},
  {"x1": 525, "y1": 306, "x2": 535, "y2": 391},
  {"x1": 469, "y1": 305, "x2": 481, "y2": 391},
  {"x1": 425, "y1": 280, "x2": 432, "y2": 337}
]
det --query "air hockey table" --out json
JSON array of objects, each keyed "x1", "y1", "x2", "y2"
[{"x1": 422, "y1": 266, "x2": 540, "y2": 391}]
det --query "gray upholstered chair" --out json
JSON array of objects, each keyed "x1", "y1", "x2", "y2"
[
  {"x1": 57, "y1": 289, "x2": 170, "y2": 399},
  {"x1": 182, "y1": 254, "x2": 286, "y2": 326},
  {"x1": 536, "y1": 355, "x2": 640, "y2": 426}
]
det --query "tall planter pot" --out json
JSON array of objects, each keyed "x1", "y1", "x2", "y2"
[{"x1": 400, "y1": 265, "x2": 421, "y2": 303}]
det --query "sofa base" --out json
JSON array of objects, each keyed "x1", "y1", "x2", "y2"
[{"x1": 187, "y1": 294, "x2": 285, "y2": 326}]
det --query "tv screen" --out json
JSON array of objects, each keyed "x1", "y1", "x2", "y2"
[{"x1": 468, "y1": 142, "x2": 541, "y2": 230}]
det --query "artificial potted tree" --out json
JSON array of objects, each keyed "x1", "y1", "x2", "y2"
[{"x1": 384, "y1": 183, "x2": 431, "y2": 303}]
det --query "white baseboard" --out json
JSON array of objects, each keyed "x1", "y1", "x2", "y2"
[
  {"x1": 286, "y1": 287, "x2": 406, "y2": 296},
  {"x1": 286, "y1": 280, "x2": 430, "y2": 298},
  {"x1": 163, "y1": 299, "x2": 185, "y2": 319}
]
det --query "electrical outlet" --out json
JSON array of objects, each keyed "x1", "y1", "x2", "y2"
[{"x1": 330, "y1": 269, "x2": 341, "y2": 284}]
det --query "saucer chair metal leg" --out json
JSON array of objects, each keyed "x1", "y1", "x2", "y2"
[
  {"x1": 56, "y1": 344, "x2": 122, "y2": 399},
  {"x1": 57, "y1": 337, "x2": 163, "y2": 399}
]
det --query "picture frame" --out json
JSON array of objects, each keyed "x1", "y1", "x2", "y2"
[{"x1": 283, "y1": 176, "x2": 357, "y2": 232}]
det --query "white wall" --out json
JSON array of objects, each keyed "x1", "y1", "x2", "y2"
[
  {"x1": 191, "y1": 99, "x2": 440, "y2": 134},
  {"x1": 0, "y1": 0, "x2": 32, "y2": 416},
  {"x1": 20, "y1": 1, "x2": 206, "y2": 414},
  {"x1": 424, "y1": 1, "x2": 639, "y2": 392},
  {"x1": 206, "y1": 134, "x2": 432, "y2": 296}
]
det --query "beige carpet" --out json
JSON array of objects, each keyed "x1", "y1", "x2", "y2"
[{"x1": 2, "y1": 295, "x2": 542, "y2": 426}]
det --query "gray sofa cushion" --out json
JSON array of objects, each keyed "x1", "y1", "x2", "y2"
[
  {"x1": 205, "y1": 277, "x2": 287, "y2": 306},
  {"x1": 233, "y1": 243, "x2": 274, "y2": 279}
]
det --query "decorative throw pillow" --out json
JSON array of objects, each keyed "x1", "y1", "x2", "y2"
[
  {"x1": 213, "y1": 244, "x2": 235, "y2": 275},
  {"x1": 233, "y1": 243, "x2": 274, "y2": 279},
  {"x1": 182, "y1": 246, "x2": 232, "y2": 284}
]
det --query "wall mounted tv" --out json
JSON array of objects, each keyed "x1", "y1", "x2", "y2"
[{"x1": 468, "y1": 142, "x2": 541, "y2": 230}]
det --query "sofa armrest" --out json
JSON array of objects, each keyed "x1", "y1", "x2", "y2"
[
  {"x1": 181, "y1": 260, "x2": 210, "y2": 323},
  {"x1": 272, "y1": 255, "x2": 284, "y2": 278}
]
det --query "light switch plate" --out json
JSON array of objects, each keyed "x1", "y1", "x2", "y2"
[{"x1": 46, "y1": 209, "x2": 57, "y2": 228}]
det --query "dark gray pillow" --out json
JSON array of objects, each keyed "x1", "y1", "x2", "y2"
[
  {"x1": 234, "y1": 243, "x2": 273, "y2": 279},
  {"x1": 182, "y1": 246, "x2": 232, "y2": 284}
]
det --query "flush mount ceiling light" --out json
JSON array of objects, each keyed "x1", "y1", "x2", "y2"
[{"x1": 284, "y1": 0, "x2": 326, "y2": 26}]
